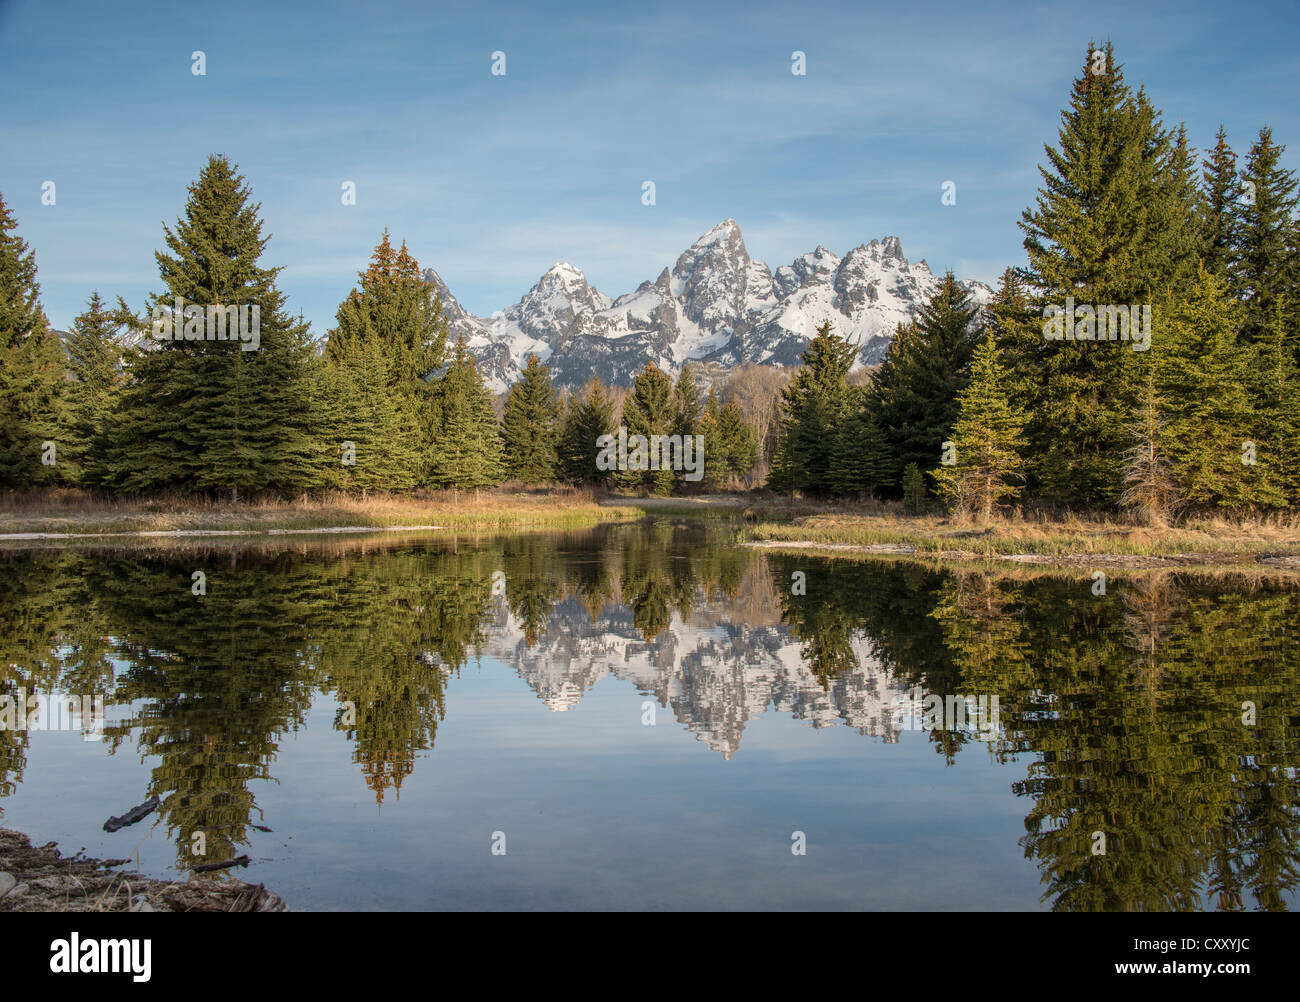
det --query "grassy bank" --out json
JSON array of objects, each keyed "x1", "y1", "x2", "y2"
[
  {"x1": 0, "y1": 487, "x2": 642, "y2": 538},
  {"x1": 745, "y1": 507, "x2": 1300, "y2": 567}
]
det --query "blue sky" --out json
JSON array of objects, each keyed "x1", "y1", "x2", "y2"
[{"x1": 2, "y1": 0, "x2": 1297, "y2": 335}]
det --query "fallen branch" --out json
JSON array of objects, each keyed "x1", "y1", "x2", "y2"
[
  {"x1": 102, "y1": 796, "x2": 160, "y2": 833},
  {"x1": 191, "y1": 855, "x2": 250, "y2": 874}
]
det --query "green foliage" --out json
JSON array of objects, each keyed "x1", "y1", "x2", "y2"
[
  {"x1": 867, "y1": 275, "x2": 980, "y2": 491},
  {"x1": 0, "y1": 191, "x2": 66, "y2": 489},
  {"x1": 1200, "y1": 126, "x2": 1242, "y2": 276},
  {"x1": 428, "y1": 336, "x2": 504, "y2": 490},
  {"x1": 502, "y1": 353, "x2": 560, "y2": 484},
  {"x1": 1233, "y1": 127, "x2": 1300, "y2": 343},
  {"x1": 827, "y1": 386, "x2": 889, "y2": 497},
  {"x1": 559, "y1": 377, "x2": 616, "y2": 486},
  {"x1": 63, "y1": 292, "x2": 126, "y2": 487},
  {"x1": 618, "y1": 362, "x2": 677, "y2": 495},
  {"x1": 700, "y1": 389, "x2": 758, "y2": 489},
  {"x1": 901, "y1": 463, "x2": 926, "y2": 513},
  {"x1": 323, "y1": 230, "x2": 447, "y2": 486},
  {"x1": 102, "y1": 155, "x2": 319, "y2": 499},
  {"x1": 769, "y1": 319, "x2": 855, "y2": 494},
  {"x1": 1152, "y1": 269, "x2": 1283, "y2": 509},
  {"x1": 930, "y1": 333, "x2": 1028, "y2": 520}
]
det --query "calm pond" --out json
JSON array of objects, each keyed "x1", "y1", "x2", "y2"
[{"x1": 1, "y1": 519, "x2": 1297, "y2": 910}]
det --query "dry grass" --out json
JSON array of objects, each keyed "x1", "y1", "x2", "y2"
[
  {"x1": 747, "y1": 505, "x2": 1300, "y2": 562},
  {"x1": 0, "y1": 486, "x2": 641, "y2": 537}
]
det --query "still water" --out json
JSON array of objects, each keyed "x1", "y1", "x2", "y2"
[{"x1": 1, "y1": 520, "x2": 1297, "y2": 910}]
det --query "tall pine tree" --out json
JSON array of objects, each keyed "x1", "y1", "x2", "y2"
[
  {"x1": 501, "y1": 353, "x2": 560, "y2": 484},
  {"x1": 103, "y1": 155, "x2": 319, "y2": 499},
  {"x1": 0, "y1": 191, "x2": 66, "y2": 489},
  {"x1": 930, "y1": 332, "x2": 1028, "y2": 521}
]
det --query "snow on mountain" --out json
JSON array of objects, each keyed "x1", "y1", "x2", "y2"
[{"x1": 423, "y1": 219, "x2": 993, "y2": 392}]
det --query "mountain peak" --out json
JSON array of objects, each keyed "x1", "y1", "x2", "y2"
[
  {"x1": 423, "y1": 220, "x2": 992, "y2": 392},
  {"x1": 691, "y1": 218, "x2": 743, "y2": 248}
]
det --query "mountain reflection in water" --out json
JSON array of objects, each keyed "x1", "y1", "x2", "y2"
[{"x1": 1, "y1": 521, "x2": 1297, "y2": 911}]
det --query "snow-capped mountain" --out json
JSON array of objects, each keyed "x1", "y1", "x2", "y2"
[{"x1": 424, "y1": 219, "x2": 994, "y2": 392}]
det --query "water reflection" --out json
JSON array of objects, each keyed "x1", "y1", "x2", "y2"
[{"x1": 1, "y1": 522, "x2": 1298, "y2": 910}]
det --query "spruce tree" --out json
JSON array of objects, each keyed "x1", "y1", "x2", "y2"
[
  {"x1": 930, "y1": 332, "x2": 1028, "y2": 521},
  {"x1": 866, "y1": 275, "x2": 980, "y2": 491},
  {"x1": 700, "y1": 390, "x2": 758, "y2": 490},
  {"x1": 428, "y1": 336, "x2": 503, "y2": 491},
  {"x1": 1119, "y1": 367, "x2": 1178, "y2": 526},
  {"x1": 501, "y1": 353, "x2": 560, "y2": 484},
  {"x1": 619, "y1": 362, "x2": 677, "y2": 495},
  {"x1": 559, "y1": 377, "x2": 616, "y2": 486},
  {"x1": 715, "y1": 397, "x2": 758, "y2": 487},
  {"x1": 318, "y1": 334, "x2": 419, "y2": 492},
  {"x1": 1201, "y1": 126, "x2": 1242, "y2": 276},
  {"x1": 325, "y1": 231, "x2": 448, "y2": 484},
  {"x1": 1234, "y1": 127, "x2": 1300, "y2": 343},
  {"x1": 1253, "y1": 301, "x2": 1300, "y2": 506},
  {"x1": 769, "y1": 319, "x2": 854, "y2": 494},
  {"x1": 0, "y1": 191, "x2": 66, "y2": 489},
  {"x1": 1152, "y1": 269, "x2": 1282, "y2": 509},
  {"x1": 103, "y1": 155, "x2": 319, "y2": 499},
  {"x1": 828, "y1": 386, "x2": 889, "y2": 497},
  {"x1": 1014, "y1": 44, "x2": 1202, "y2": 507},
  {"x1": 64, "y1": 291, "x2": 125, "y2": 487}
]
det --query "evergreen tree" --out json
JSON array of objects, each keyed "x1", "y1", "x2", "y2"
[
  {"x1": 1119, "y1": 367, "x2": 1178, "y2": 526},
  {"x1": 325, "y1": 231, "x2": 448, "y2": 484},
  {"x1": 1253, "y1": 301, "x2": 1300, "y2": 505},
  {"x1": 0, "y1": 191, "x2": 66, "y2": 489},
  {"x1": 930, "y1": 333, "x2": 1028, "y2": 520},
  {"x1": 700, "y1": 390, "x2": 759, "y2": 490},
  {"x1": 901, "y1": 462, "x2": 926, "y2": 513},
  {"x1": 102, "y1": 155, "x2": 319, "y2": 499},
  {"x1": 428, "y1": 336, "x2": 503, "y2": 491},
  {"x1": 1234, "y1": 127, "x2": 1300, "y2": 343},
  {"x1": 1152, "y1": 269, "x2": 1282, "y2": 509},
  {"x1": 673, "y1": 363, "x2": 702, "y2": 437},
  {"x1": 317, "y1": 333, "x2": 418, "y2": 492},
  {"x1": 559, "y1": 377, "x2": 616, "y2": 486},
  {"x1": 619, "y1": 362, "x2": 677, "y2": 495},
  {"x1": 1015, "y1": 44, "x2": 1202, "y2": 507},
  {"x1": 827, "y1": 386, "x2": 889, "y2": 497},
  {"x1": 64, "y1": 291, "x2": 125, "y2": 487},
  {"x1": 1201, "y1": 126, "x2": 1242, "y2": 276},
  {"x1": 867, "y1": 275, "x2": 980, "y2": 491},
  {"x1": 501, "y1": 353, "x2": 560, "y2": 484},
  {"x1": 769, "y1": 319, "x2": 854, "y2": 494}
]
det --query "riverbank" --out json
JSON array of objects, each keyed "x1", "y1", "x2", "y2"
[
  {"x1": 0, "y1": 828, "x2": 287, "y2": 912},
  {"x1": 4, "y1": 490, "x2": 1300, "y2": 572},
  {"x1": 0, "y1": 488, "x2": 639, "y2": 539},
  {"x1": 745, "y1": 508, "x2": 1300, "y2": 569}
]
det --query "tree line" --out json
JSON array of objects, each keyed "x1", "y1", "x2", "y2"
[
  {"x1": 2, "y1": 40, "x2": 1297, "y2": 513},
  {"x1": 0, "y1": 153, "x2": 760, "y2": 497},
  {"x1": 771, "y1": 41, "x2": 1300, "y2": 520}
]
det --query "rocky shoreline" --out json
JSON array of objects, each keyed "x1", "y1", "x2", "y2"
[{"x1": 0, "y1": 828, "x2": 288, "y2": 912}]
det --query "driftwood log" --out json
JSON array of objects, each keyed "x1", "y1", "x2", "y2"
[
  {"x1": 102, "y1": 796, "x2": 160, "y2": 833},
  {"x1": 161, "y1": 879, "x2": 289, "y2": 912},
  {"x1": 191, "y1": 855, "x2": 250, "y2": 874}
]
